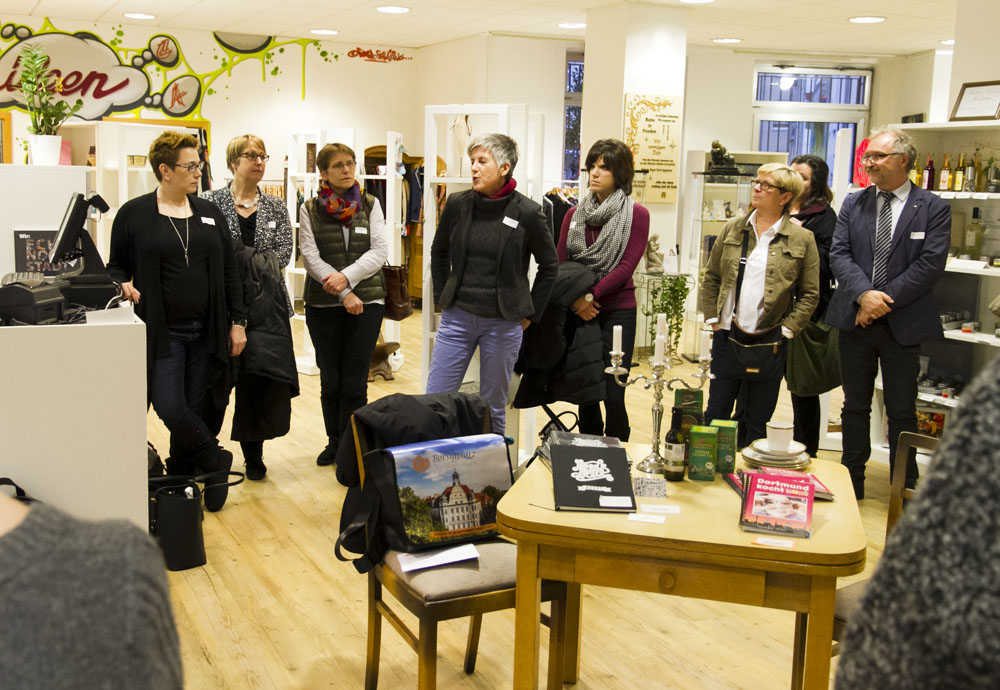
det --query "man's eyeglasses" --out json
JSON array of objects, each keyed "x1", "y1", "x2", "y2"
[
  {"x1": 860, "y1": 152, "x2": 902, "y2": 164},
  {"x1": 173, "y1": 161, "x2": 205, "y2": 172},
  {"x1": 239, "y1": 152, "x2": 270, "y2": 163},
  {"x1": 751, "y1": 179, "x2": 786, "y2": 193}
]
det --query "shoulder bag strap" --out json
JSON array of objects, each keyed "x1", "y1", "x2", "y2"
[
  {"x1": 731, "y1": 228, "x2": 751, "y2": 321},
  {"x1": 0, "y1": 477, "x2": 34, "y2": 503}
]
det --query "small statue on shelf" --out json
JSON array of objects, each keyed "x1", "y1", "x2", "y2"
[
  {"x1": 724, "y1": 201, "x2": 734, "y2": 218},
  {"x1": 708, "y1": 140, "x2": 739, "y2": 174},
  {"x1": 644, "y1": 235, "x2": 665, "y2": 273}
]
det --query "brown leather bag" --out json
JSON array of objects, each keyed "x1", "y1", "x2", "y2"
[{"x1": 382, "y1": 263, "x2": 413, "y2": 321}]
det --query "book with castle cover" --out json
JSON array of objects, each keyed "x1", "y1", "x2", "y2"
[
  {"x1": 550, "y1": 444, "x2": 635, "y2": 513},
  {"x1": 739, "y1": 472, "x2": 814, "y2": 538}
]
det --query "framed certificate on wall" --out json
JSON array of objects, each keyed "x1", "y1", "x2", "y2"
[{"x1": 950, "y1": 80, "x2": 1000, "y2": 121}]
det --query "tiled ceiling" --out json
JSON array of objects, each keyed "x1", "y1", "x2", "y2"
[{"x1": 4, "y1": 0, "x2": 958, "y2": 56}]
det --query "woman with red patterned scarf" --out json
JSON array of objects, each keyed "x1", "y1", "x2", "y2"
[{"x1": 300, "y1": 143, "x2": 388, "y2": 466}]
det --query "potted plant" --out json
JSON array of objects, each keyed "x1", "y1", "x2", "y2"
[
  {"x1": 640, "y1": 273, "x2": 692, "y2": 362},
  {"x1": 18, "y1": 42, "x2": 83, "y2": 165}
]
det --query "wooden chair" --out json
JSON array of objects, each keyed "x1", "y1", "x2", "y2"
[
  {"x1": 350, "y1": 413, "x2": 567, "y2": 690},
  {"x1": 830, "y1": 431, "x2": 939, "y2": 656}
]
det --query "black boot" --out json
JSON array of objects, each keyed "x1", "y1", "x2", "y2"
[
  {"x1": 242, "y1": 441, "x2": 267, "y2": 481},
  {"x1": 197, "y1": 446, "x2": 234, "y2": 512},
  {"x1": 316, "y1": 441, "x2": 338, "y2": 467}
]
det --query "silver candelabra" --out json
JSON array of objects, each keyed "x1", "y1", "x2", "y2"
[{"x1": 606, "y1": 349, "x2": 713, "y2": 475}]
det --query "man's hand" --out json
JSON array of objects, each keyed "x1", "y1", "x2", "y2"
[
  {"x1": 856, "y1": 290, "x2": 894, "y2": 327},
  {"x1": 343, "y1": 292, "x2": 364, "y2": 315},
  {"x1": 121, "y1": 281, "x2": 141, "y2": 304},
  {"x1": 322, "y1": 272, "x2": 349, "y2": 295},
  {"x1": 229, "y1": 325, "x2": 247, "y2": 357}
]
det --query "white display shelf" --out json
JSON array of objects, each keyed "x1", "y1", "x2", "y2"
[
  {"x1": 428, "y1": 175, "x2": 472, "y2": 185},
  {"x1": 944, "y1": 259, "x2": 1000, "y2": 276},
  {"x1": 897, "y1": 120, "x2": 1000, "y2": 134},
  {"x1": 943, "y1": 329, "x2": 1000, "y2": 347}
]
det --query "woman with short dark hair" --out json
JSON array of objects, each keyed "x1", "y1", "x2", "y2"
[
  {"x1": 108, "y1": 130, "x2": 245, "y2": 511},
  {"x1": 427, "y1": 133, "x2": 558, "y2": 435},
  {"x1": 557, "y1": 138, "x2": 650, "y2": 441}
]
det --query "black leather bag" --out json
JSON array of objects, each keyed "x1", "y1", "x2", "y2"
[
  {"x1": 727, "y1": 324, "x2": 785, "y2": 381},
  {"x1": 381, "y1": 263, "x2": 413, "y2": 321},
  {"x1": 148, "y1": 476, "x2": 206, "y2": 571},
  {"x1": 785, "y1": 319, "x2": 841, "y2": 396}
]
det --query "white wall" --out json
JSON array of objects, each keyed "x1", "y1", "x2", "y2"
[
  {"x1": 869, "y1": 51, "x2": 944, "y2": 127},
  {"x1": 950, "y1": 0, "x2": 997, "y2": 108},
  {"x1": 684, "y1": 46, "x2": 757, "y2": 154}
]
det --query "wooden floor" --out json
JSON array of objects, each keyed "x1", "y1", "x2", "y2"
[{"x1": 150, "y1": 311, "x2": 890, "y2": 690}]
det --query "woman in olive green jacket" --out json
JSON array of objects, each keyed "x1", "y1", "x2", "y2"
[{"x1": 700, "y1": 163, "x2": 819, "y2": 447}]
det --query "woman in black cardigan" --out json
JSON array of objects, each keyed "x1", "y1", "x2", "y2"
[{"x1": 107, "y1": 131, "x2": 245, "y2": 511}]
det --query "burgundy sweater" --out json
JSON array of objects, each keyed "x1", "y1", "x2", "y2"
[{"x1": 557, "y1": 203, "x2": 650, "y2": 311}]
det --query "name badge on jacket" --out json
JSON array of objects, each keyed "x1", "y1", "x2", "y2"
[
  {"x1": 268, "y1": 221, "x2": 277, "y2": 229},
  {"x1": 355, "y1": 226, "x2": 368, "y2": 234},
  {"x1": 201, "y1": 217, "x2": 215, "y2": 225},
  {"x1": 502, "y1": 216, "x2": 518, "y2": 228},
  {"x1": 910, "y1": 231, "x2": 925, "y2": 240}
]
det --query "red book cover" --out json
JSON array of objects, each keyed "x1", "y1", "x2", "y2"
[
  {"x1": 751, "y1": 467, "x2": 834, "y2": 501},
  {"x1": 740, "y1": 473, "x2": 814, "y2": 538}
]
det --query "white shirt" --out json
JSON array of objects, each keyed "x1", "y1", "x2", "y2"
[
  {"x1": 711, "y1": 211, "x2": 794, "y2": 338},
  {"x1": 875, "y1": 179, "x2": 912, "y2": 241},
  {"x1": 299, "y1": 196, "x2": 389, "y2": 305}
]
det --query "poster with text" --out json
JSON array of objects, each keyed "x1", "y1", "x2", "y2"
[{"x1": 623, "y1": 94, "x2": 682, "y2": 204}]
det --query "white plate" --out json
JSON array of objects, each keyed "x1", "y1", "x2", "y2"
[
  {"x1": 751, "y1": 438, "x2": 807, "y2": 458},
  {"x1": 741, "y1": 445, "x2": 811, "y2": 469}
]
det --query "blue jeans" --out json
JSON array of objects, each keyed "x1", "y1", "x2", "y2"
[
  {"x1": 577, "y1": 307, "x2": 636, "y2": 441},
  {"x1": 149, "y1": 322, "x2": 215, "y2": 462},
  {"x1": 425, "y1": 307, "x2": 523, "y2": 435},
  {"x1": 306, "y1": 303, "x2": 385, "y2": 448}
]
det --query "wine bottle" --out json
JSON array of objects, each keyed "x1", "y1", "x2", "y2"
[
  {"x1": 938, "y1": 153, "x2": 952, "y2": 191},
  {"x1": 909, "y1": 154, "x2": 922, "y2": 187},
  {"x1": 965, "y1": 153, "x2": 977, "y2": 192},
  {"x1": 922, "y1": 154, "x2": 935, "y2": 191},
  {"x1": 964, "y1": 207, "x2": 984, "y2": 258},
  {"x1": 663, "y1": 407, "x2": 687, "y2": 482},
  {"x1": 975, "y1": 150, "x2": 984, "y2": 193},
  {"x1": 953, "y1": 153, "x2": 965, "y2": 192}
]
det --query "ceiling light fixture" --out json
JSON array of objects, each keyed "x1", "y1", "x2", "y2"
[
  {"x1": 558, "y1": 22, "x2": 587, "y2": 29},
  {"x1": 376, "y1": 5, "x2": 410, "y2": 13},
  {"x1": 311, "y1": 29, "x2": 339, "y2": 35},
  {"x1": 123, "y1": 13, "x2": 156, "y2": 20},
  {"x1": 849, "y1": 16, "x2": 886, "y2": 24},
  {"x1": 940, "y1": 39, "x2": 955, "y2": 45},
  {"x1": 712, "y1": 37, "x2": 742, "y2": 44},
  {"x1": 779, "y1": 76, "x2": 796, "y2": 91}
]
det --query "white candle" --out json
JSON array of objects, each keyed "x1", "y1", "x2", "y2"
[
  {"x1": 653, "y1": 334, "x2": 665, "y2": 365},
  {"x1": 700, "y1": 330, "x2": 711, "y2": 359},
  {"x1": 656, "y1": 313, "x2": 667, "y2": 338},
  {"x1": 612, "y1": 324, "x2": 623, "y2": 353}
]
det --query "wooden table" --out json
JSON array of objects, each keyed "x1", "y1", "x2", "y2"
[{"x1": 497, "y1": 455, "x2": 867, "y2": 689}]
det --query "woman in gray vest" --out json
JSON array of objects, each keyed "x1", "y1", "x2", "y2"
[{"x1": 300, "y1": 143, "x2": 388, "y2": 466}]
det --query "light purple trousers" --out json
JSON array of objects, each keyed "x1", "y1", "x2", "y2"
[{"x1": 425, "y1": 307, "x2": 523, "y2": 435}]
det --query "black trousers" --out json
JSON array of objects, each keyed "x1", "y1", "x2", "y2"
[
  {"x1": 705, "y1": 328, "x2": 785, "y2": 448},
  {"x1": 791, "y1": 392, "x2": 821, "y2": 457},
  {"x1": 578, "y1": 307, "x2": 636, "y2": 442},
  {"x1": 838, "y1": 319, "x2": 920, "y2": 499},
  {"x1": 306, "y1": 303, "x2": 385, "y2": 449}
]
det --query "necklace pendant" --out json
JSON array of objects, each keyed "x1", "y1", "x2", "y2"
[{"x1": 184, "y1": 250, "x2": 189, "y2": 267}]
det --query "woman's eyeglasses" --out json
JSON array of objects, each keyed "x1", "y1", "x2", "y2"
[
  {"x1": 173, "y1": 161, "x2": 205, "y2": 172},
  {"x1": 239, "y1": 152, "x2": 271, "y2": 163},
  {"x1": 751, "y1": 179, "x2": 785, "y2": 193},
  {"x1": 328, "y1": 160, "x2": 357, "y2": 172}
]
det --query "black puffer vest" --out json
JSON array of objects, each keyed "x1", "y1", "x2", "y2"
[{"x1": 303, "y1": 193, "x2": 386, "y2": 305}]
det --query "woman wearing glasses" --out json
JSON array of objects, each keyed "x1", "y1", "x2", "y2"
[
  {"x1": 300, "y1": 143, "x2": 387, "y2": 466},
  {"x1": 700, "y1": 163, "x2": 819, "y2": 447},
  {"x1": 108, "y1": 131, "x2": 245, "y2": 511},
  {"x1": 202, "y1": 135, "x2": 297, "y2": 481}
]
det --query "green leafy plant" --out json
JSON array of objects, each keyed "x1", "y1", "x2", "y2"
[
  {"x1": 641, "y1": 274, "x2": 693, "y2": 359},
  {"x1": 18, "y1": 43, "x2": 83, "y2": 136}
]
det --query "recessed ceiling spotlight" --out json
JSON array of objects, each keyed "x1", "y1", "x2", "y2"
[
  {"x1": 311, "y1": 29, "x2": 339, "y2": 35},
  {"x1": 376, "y1": 5, "x2": 410, "y2": 13},
  {"x1": 558, "y1": 22, "x2": 587, "y2": 29},
  {"x1": 123, "y1": 13, "x2": 156, "y2": 20},
  {"x1": 940, "y1": 39, "x2": 955, "y2": 45},
  {"x1": 680, "y1": 0, "x2": 715, "y2": 4},
  {"x1": 849, "y1": 16, "x2": 886, "y2": 24},
  {"x1": 712, "y1": 37, "x2": 742, "y2": 44}
]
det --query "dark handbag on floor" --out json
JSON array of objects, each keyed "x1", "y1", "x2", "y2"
[
  {"x1": 727, "y1": 229, "x2": 785, "y2": 381},
  {"x1": 381, "y1": 262, "x2": 413, "y2": 321},
  {"x1": 148, "y1": 476, "x2": 206, "y2": 571},
  {"x1": 785, "y1": 319, "x2": 841, "y2": 396}
]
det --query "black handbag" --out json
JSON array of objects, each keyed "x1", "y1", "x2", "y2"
[
  {"x1": 785, "y1": 319, "x2": 841, "y2": 396},
  {"x1": 148, "y1": 476, "x2": 207, "y2": 571},
  {"x1": 381, "y1": 262, "x2": 413, "y2": 321},
  {"x1": 726, "y1": 229, "x2": 785, "y2": 381}
]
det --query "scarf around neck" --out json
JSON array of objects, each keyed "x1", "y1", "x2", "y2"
[
  {"x1": 317, "y1": 180, "x2": 361, "y2": 225},
  {"x1": 566, "y1": 188, "x2": 634, "y2": 279}
]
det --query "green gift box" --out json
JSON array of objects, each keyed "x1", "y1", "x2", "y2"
[
  {"x1": 687, "y1": 425, "x2": 718, "y2": 481},
  {"x1": 710, "y1": 419, "x2": 738, "y2": 474}
]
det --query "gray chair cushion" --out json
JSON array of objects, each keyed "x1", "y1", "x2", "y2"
[
  {"x1": 835, "y1": 580, "x2": 868, "y2": 624},
  {"x1": 383, "y1": 539, "x2": 517, "y2": 603}
]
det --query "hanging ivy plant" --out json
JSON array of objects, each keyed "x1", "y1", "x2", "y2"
[{"x1": 640, "y1": 273, "x2": 692, "y2": 359}]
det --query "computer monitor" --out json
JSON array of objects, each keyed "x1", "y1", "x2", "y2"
[{"x1": 47, "y1": 192, "x2": 117, "y2": 309}]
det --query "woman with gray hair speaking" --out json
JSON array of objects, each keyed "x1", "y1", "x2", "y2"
[{"x1": 427, "y1": 133, "x2": 558, "y2": 434}]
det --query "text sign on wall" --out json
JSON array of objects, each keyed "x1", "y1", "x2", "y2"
[{"x1": 623, "y1": 93, "x2": 682, "y2": 204}]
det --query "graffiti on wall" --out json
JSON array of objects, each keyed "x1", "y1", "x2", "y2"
[{"x1": 0, "y1": 17, "x2": 356, "y2": 123}]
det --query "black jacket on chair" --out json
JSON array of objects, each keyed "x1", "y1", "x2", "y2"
[
  {"x1": 513, "y1": 261, "x2": 606, "y2": 408},
  {"x1": 431, "y1": 189, "x2": 558, "y2": 322}
]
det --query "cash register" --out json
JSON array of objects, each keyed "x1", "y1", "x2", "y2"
[{"x1": 0, "y1": 193, "x2": 118, "y2": 325}]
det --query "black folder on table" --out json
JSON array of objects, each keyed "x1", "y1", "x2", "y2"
[{"x1": 550, "y1": 444, "x2": 636, "y2": 513}]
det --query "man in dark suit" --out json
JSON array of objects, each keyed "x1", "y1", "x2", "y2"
[{"x1": 826, "y1": 127, "x2": 950, "y2": 499}]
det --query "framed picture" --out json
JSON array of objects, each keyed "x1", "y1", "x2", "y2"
[
  {"x1": 949, "y1": 80, "x2": 1000, "y2": 121},
  {"x1": 0, "y1": 111, "x2": 11, "y2": 164}
]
